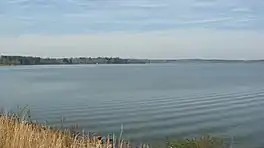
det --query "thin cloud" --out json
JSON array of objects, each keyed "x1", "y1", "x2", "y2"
[
  {"x1": 193, "y1": 1, "x2": 216, "y2": 8},
  {"x1": 179, "y1": 17, "x2": 232, "y2": 25},
  {"x1": 119, "y1": 3, "x2": 169, "y2": 9},
  {"x1": 232, "y1": 8, "x2": 252, "y2": 12},
  {"x1": 234, "y1": 18, "x2": 255, "y2": 23},
  {"x1": 0, "y1": 0, "x2": 263, "y2": 36}
]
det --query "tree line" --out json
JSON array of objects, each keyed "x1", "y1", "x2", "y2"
[{"x1": 0, "y1": 55, "x2": 148, "y2": 65}]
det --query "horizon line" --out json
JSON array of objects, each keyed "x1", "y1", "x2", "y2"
[{"x1": 1, "y1": 54, "x2": 264, "y2": 61}]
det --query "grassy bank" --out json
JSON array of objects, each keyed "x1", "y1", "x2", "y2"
[
  {"x1": 0, "y1": 113, "x2": 227, "y2": 148},
  {"x1": 0, "y1": 115, "x2": 102, "y2": 148}
]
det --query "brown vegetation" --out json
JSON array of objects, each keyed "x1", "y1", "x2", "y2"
[
  {"x1": 0, "y1": 115, "x2": 130, "y2": 148},
  {"x1": 0, "y1": 113, "x2": 227, "y2": 148}
]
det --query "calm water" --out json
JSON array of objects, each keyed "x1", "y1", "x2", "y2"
[{"x1": 1, "y1": 63, "x2": 264, "y2": 147}]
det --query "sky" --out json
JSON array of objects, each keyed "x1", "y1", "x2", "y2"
[{"x1": 0, "y1": 0, "x2": 264, "y2": 59}]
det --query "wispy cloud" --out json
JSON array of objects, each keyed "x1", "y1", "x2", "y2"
[
  {"x1": 232, "y1": 8, "x2": 252, "y2": 12},
  {"x1": 0, "y1": 0, "x2": 263, "y2": 34},
  {"x1": 192, "y1": 1, "x2": 216, "y2": 8},
  {"x1": 0, "y1": 0, "x2": 264, "y2": 58},
  {"x1": 179, "y1": 17, "x2": 232, "y2": 25}
]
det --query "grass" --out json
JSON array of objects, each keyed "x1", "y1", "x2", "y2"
[
  {"x1": 166, "y1": 136, "x2": 226, "y2": 148},
  {"x1": 0, "y1": 107, "x2": 228, "y2": 148},
  {"x1": 1, "y1": 115, "x2": 101, "y2": 148},
  {"x1": 0, "y1": 107, "x2": 128, "y2": 148}
]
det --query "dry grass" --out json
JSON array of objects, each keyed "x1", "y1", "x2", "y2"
[
  {"x1": 0, "y1": 115, "x2": 130, "y2": 148},
  {"x1": 0, "y1": 108, "x2": 227, "y2": 148}
]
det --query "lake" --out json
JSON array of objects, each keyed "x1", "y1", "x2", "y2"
[{"x1": 1, "y1": 63, "x2": 264, "y2": 148}]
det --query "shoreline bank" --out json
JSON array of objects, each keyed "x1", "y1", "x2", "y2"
[{"x1": 0, "y1": 114, "x2": 228, "y2": 148}]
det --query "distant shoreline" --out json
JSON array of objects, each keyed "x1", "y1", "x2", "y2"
[
  {"x1": 0, "y1": 64, "x2": 13, "y2": 66},
  {"x1": 1, "y1": 55, "x2": 264, "y2": 66}
]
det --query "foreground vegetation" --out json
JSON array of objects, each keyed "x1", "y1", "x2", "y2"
[
  {"x1": 0, "y1": 108, "x2": 228, "y2": 148},
  {"x1": 0, "y1": 115, "x2": 129, "y2": 148},
  {"x1": 166, "y1": 136, "x2": 225, "y2": 148}
]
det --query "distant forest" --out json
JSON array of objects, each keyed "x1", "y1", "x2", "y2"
[
  {"x1": 0, "y1": 55, "x2": 148, "y2": 65},
  {"x1": 1, "y1": 55, "x2": 264, "y2": 65}
]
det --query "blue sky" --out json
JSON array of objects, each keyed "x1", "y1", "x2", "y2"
[{"x1": 0, "y1": 0, "x2": 264, "y2": 59}]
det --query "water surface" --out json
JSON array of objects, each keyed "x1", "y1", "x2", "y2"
[{"x1": 1, "y1": 63, "x2": 264, "y2": 148}]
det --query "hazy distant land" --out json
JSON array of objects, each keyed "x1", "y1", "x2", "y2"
[{"x1": 0, "y1": 55, "x2": 264, "y2": 65}]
